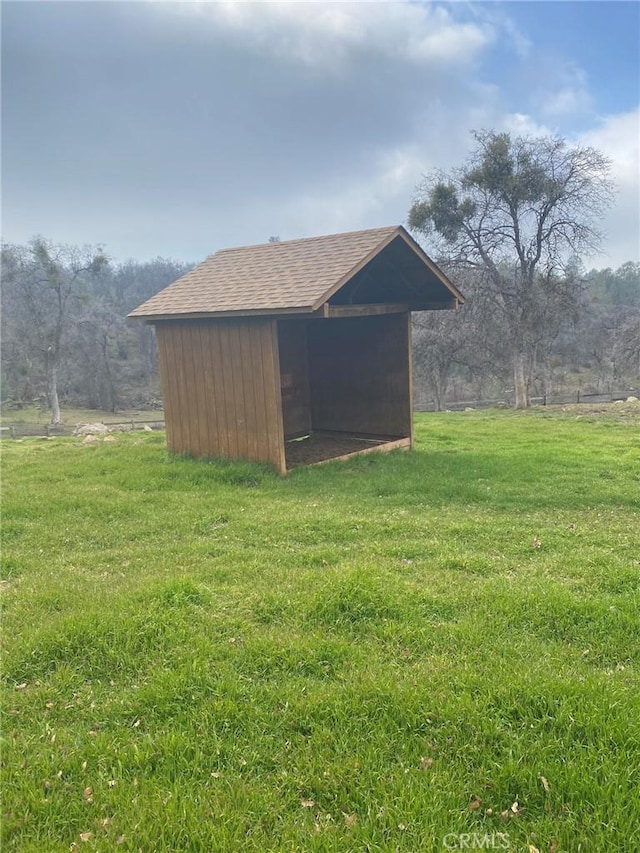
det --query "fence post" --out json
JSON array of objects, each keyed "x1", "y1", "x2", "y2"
[{"x1": 577, "y1": 391, "x2": 581, "y2": 404}]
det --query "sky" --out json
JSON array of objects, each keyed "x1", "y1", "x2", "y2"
[{"x1": 2, "y1": 0, "x2": 639, "y2": 270}]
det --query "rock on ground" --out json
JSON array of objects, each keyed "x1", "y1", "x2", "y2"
[{"x1": 75, "y1": 423, "x2": 110, "y2": 436}]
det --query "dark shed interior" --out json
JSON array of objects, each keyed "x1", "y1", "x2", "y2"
[
  {"x1": 279, "y1": 314, "x2": 411, "y2": 439},
  {"x1": 279, "y1": 313, "x2": 412, "y2": 468}
]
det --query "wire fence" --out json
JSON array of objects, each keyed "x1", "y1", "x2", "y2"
[
  {"x1": 0, "y1": 419, "x2": 165, "y2": 439},
  {"x1": 414, "y1": 388, "x2": 639, "y2": 412},
  {"x1": 1, "y1": 388, "x2": 638, "y2": 437}
]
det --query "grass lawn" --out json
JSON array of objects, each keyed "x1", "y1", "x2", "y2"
[{"x1": 2, "y1": 407, "x2": 639, "y2": 852}]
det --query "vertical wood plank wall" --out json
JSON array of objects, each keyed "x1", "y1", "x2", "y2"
[
  {"x1": 155, "y1": 319, "x2": 286, "y2": 473},
  {"x1": 308, "y1": 313, "x2": 412, "y2": 438}
]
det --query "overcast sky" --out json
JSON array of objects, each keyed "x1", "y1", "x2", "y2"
[{"x1": 2, "y1": 1, "x2": 639, "y2": 269}]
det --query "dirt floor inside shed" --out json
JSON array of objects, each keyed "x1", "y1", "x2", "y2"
[{"x1": 285, "y1": 432, "x2": 409, "y2": 469}]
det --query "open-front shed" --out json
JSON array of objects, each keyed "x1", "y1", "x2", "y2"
[{"x1": 129, "y1": 225, "x2": 463, "y2": 474}]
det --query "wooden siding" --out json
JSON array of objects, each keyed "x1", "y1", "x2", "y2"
[
  {"x1": 155, "y1": 319, "x2": 286, "y2": 473},
  {"x1": 307, "y1": 313, "x2": 412, "y2": 438}
]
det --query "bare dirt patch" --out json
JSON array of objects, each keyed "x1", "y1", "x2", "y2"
[{"x1": 285, "y1": 433, "x2": 393, "y2": 468}]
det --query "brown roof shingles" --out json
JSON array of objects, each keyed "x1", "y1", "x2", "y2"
[{"x1": 129, "y1": 225, "x2": 401, "y2": 319}]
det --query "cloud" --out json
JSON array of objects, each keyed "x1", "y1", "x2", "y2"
[
  {"x1": 156, "y1": 1, "x2": 494, "y2": 72},
  {"x1": 2, "y1": 0, "x2": 636, "y2": 270},
  {"x1": 501, "y1": 112, "x2": 555, "y2": 138},
  {"x1": 464, "y1": 2, "x2": 532, "y2": 60},
  {"x1": 580, "y1": 108, "x2": 640, "y2": 179},
  {"x1": 537, "y1": 63, "x2": 593, "y2": 120},
  {"x1": 578, "y1": 108, "x2": 640, "y2": 267},
  {"x1": 267, "y1": 142, "x2": 430, "y2": 237}
]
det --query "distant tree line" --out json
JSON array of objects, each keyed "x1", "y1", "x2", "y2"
[
  {"x1": 2, "y1": 126, "x2": 639, "y2": 424},
  {"x1": 1, "y1": 236, "x2": 637, "y2": 423},
  {"x1": 412, "y1": 261, "x2": 640, "y2": 409},
  {"x1": 1, "y1": 238, "x2": 192, "y2": 421}
]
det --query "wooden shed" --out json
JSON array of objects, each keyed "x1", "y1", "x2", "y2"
[{"x1": 129, "y1": 225, "x2": 463, "y2": 474}]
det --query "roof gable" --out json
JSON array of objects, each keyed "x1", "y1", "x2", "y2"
[{"x1": 128, "y1": 225, "x2": 462, "y2": 320}]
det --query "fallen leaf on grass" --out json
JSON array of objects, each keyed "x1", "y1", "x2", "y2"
[
  {"x1": 532, "y1": 537, "x2": 541, "y2": 549},
  {"x1": 528, "y1": 846, "x2": 540, "y2": 853},
  {"x1": 469, "y1": 797, "x2": 482, "y2": 811},
  {"x1": 539, "y1": 775, "x2": 550, "y2": 792},
  {"x1": 300, "y1": 799, "x2": 315, "y2": 808},
  {"x1": 549, "y1": 840, "x2": 559, "y2": 853},
  {"x1": 83, "y1": 787, "x2": 93, "y2": 802},
  {"x1": 79, "y1": 832, "x2": 92, "y2": 842},
  {"x1": 420, "y1": 756, "x2": 433, "y2": 769},
  {"x1": 500, "y1": 800, "x2": 520, "y2": 819},
  {"x1": 343, "y1": 812, "x2": 358, "y2": 827}
]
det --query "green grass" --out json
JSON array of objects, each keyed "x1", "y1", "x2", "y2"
[{"x1": 2, "y1": 408, "x2": 639, "y2": 852}]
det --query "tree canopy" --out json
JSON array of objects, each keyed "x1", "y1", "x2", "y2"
[{"x1": 408, "y1": 131, "x2": 615, "y2": 408}]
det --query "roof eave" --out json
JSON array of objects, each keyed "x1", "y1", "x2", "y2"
[{"x1": 127, "y1": 305, "x2": 318, "y2": 323}]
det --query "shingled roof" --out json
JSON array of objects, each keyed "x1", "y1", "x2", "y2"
[{"x1": 129, "y1": 225, "x2": 463, "y2": 320}]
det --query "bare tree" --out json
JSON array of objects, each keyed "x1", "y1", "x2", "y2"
[
  {"x1": 2, "y1": 247, "x2": 193, "y2": 415},
  {"x1": 1, "y1": 239, "x2": 107, "y2": 423},
  {"x1": 614, "y1": 311, "x2": 640, "y2": 380},
  {"x1": 413, "y1": 312, "x2": 464, "y2": 410},
  {"x1": 408, "y1": 131, "x2": 614, "y2": 408}
]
